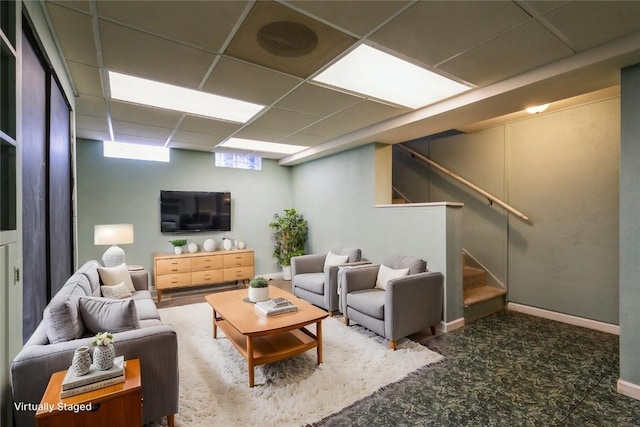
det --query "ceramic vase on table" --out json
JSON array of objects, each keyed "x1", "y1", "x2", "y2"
[
  {"x1": 93, "y1": 344, "x2": 115, "y2": 370},
  {"x1": 174, "y1": 246, "x2": 183, "y2": 255},
  {"x1": 203, "y1": 239, "x2": 216, "y2": 252},
  {"x1": 249, "y1": 287, "x2": 269, "y2": 302},
  {"x1": 223, "y1": 238, "x2": 232, "y2": 251},
  {"x1": 72, "y1": 346, "x2": 91, "y2": 376}
]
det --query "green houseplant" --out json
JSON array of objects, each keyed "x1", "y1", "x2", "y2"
[
  {"x1": 269, "y1": 208, "x2": 309, "y2": 280},
  {"x1": 169, "y1": 239, "x2": 187, "y2": 255},
  {"x1": 248, "y1": 276, "x2": 269, "y2": 302}
]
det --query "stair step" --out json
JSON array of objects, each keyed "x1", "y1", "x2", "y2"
[
  {"x1": 463, "y1": 286, "x2": 506, "y2": 307},
  {"x1": 463, "y1": 266, "x2": 486, "y2": 291},
  {"x1": 392, "y1": 198, "x2": 407, "y2": 204}
]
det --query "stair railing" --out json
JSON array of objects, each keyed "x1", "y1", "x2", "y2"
[
  {"x1": 397, "y1": 144, "x2": 530, "y2": 222},
  {"x1": 391, "y1": 186, "x2": 412, "y2": 203}
]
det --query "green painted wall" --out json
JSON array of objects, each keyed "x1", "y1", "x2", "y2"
[
  {"x1": 619, "y1": 64, "x2": 640, "y2": 386},
  {"x1": 291, "y1": 144, "x2": 464, "y2": 323},
  {"x1": 393, "y1": 97, "x2": 620, "y2": 325},
  {"x1": 75, "y1": 139, "x2": 293, "y2": 276}
]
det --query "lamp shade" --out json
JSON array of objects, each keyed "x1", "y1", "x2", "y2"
[{"x1": 94, "y1": 224, "x2": 134, "y2": 245}]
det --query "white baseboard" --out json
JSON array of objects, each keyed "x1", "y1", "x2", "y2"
[
  {"x1": 507, "y1": 303, "x2": 619, "y2": 335},
  {"x1": 618, "y1": 379, "x2": 640, "y2": 401},
  {"x1": 438, "y1": 317, "x2": 465, "y2": 333}
]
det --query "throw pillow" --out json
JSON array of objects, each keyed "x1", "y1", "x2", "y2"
[
  {"x1": 43, "y1": 283, "x2": 86, "y2": 343},
  {"x1": 101, "y1": 282, "x2": 132, "y2": 299},
  {"x1": 324, "y1": 252, "x2": 349, "y2": 271},
  {"x1": 78, "y1": 297, "x2": 140, "y2": 334},
  {"x1": 98, "y1": 263, "x2": 135, "y2": 293},
  {"x1": 375, "y1": 264, "x2": 410, "y2": 290}
]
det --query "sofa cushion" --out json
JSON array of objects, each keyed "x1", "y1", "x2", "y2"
[
  {"x1": 43, "y1": 281, "x2": 87, "y2": 343},
  {"x1": 98, "y1": 263, "x2": 135, "y2": 293},
  {"x1": 324, "y1": 252, "x2": 349, "y2": 270},
  {"x1": 101, "y1": 282, "x2": 132, "y2": 299},
  {"x1": 294, "y1": 272, "x2": 324, "y2": 295},
  {"x1": 78, "y1": 297, "x2": 140, "y2": 333},
  {"x1": 375, "y1": 264, "x2": 409, "y2": 290},
  {"x1": 347, "y1": 289, "x2": 385, "y2": 320},
  {"x1": 383, "y1": 255, "x2": 426, "y2": 274},
  {"x1": 333, "y1": 247, "x2": 362, "y2": 262},
  {"x1": 134, "y1": 298, "x2": 161, "y2": 321}
]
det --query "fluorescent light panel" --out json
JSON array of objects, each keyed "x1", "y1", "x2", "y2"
[
  {"x1": 108, "y1": 71, "x2": 265, "y2": 123},
  {"x1": 220, "y1": 138, "x2": 307, "y2": 155},
  {"x1": 313, "y1": 45, "x2": 470, "y2": 109},
  {"x1": 526, "y1": 104, "x2": 550, "y2": 114},
  {"x1": 104, "y1": 140, "x2": 170, "y2": 162}
]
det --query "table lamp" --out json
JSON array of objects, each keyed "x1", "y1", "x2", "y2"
[{"x1": 94, "y1": 224, "x2": 134, "y2": 267}]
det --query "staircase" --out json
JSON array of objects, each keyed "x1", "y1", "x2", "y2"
[{"x1": 463, "y1": 254, "x2": 506, "y2": 322}]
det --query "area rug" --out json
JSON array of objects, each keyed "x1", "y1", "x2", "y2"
[{"x1": 157, "y1": 302, "x2": 443, "y2": 426}]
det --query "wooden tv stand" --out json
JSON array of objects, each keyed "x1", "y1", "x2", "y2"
[{"x1": 153, "y1": 249, "x2": 254, "y2": 301}]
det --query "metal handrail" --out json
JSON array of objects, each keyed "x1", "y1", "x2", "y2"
[
  {"x1": 397, "y1": 145, "x2": 530, "y2": 222},
  {"x1": 391, "y1": 186, "x2": 412, "y2": 203}
]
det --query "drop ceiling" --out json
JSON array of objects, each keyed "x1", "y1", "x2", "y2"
[{"x1": 42, "y1": 0, "x2": 640, "y2": 164}]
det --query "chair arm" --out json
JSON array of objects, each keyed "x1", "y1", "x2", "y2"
[
  {"x1": 291, "y1": 253, "x2": 326, "y2": 276},
  {"x1": 338, "y1": 264, "x2": 379, "y2": 314},
  {"x1": 385, "y1": 272, "x2": 444, "y2": 340}
]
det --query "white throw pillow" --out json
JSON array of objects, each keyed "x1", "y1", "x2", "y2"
[
  {"x1": 375, "y1": 264, "x2": 410, "y2": 290},
  {"x1": 98, "y1": 263, "x2": 135, "y2": 293},
  {"x1": 324, "y1": 251, "x2": 349, "y2": 271},
  {"x1": 101, "y1": 282, "x2": 132, "y2": 299}
]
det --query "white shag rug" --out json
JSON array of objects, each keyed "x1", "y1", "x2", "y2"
[{"x1": 158, "y1": 302, "x2": 443, "y2": 426}]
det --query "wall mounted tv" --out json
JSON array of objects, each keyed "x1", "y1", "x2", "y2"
[{"x1": 161, "y1": 190, "x2": 231, "y2": 233}]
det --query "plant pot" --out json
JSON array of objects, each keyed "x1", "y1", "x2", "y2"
[
  {"x1": 93, "y1": 343, "x2": 115, "y2": 370},
  {"x1": 281, "y1": 265, "x2": 292, "y2": 281},
  {"x1": 174, "y1": 246, "x2": 183, "y2": 255},
  {"x1": 249, "y1": 287, "x2": 269, "y2": 302}
]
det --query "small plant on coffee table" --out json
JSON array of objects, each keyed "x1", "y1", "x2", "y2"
[{"x1": 249, "y1": 277, "x2": 268, "y2": 288}]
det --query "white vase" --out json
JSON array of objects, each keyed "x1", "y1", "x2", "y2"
[
  {"x1": 174, "y1": 246, "x2": 183, "y2": 255},
  {"x1": 93, "y1": 344, "x2": 115, "y2": 370},
  {"x1": 281, "y1": 265, "x2": 292, "y2": 281},
  {"x1": 188, "y1": 243, "x2": 198, "y2": 253},
  {"x1": 71, "y1": 346, "x2": 91, "y2": 376},
  {"x1": 249, "y1": 287, "x2": 269, "y2": 302},
  {"x1": 237, "y1": 240, "x2": 246, "y2": 250},
  {"x1": 203, "y1": 239, "x2": 215, "y2": 252},
  {"x1": 223, "y1": 239, "x2": 232, "y2": 251}
]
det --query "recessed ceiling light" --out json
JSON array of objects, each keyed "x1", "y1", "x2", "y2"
[
  {"x1": 525, "y1": 104, "x2": 550, "y2": 114},
  {"x1": 219, "y1": 138, "x2": 307, "y2": 155},
  {"x1": 312, "y1": 45, "x2": 470, "y2": 109},
  {"x1": 108, "y1": 71, "x2": 265, "y2": 123}
]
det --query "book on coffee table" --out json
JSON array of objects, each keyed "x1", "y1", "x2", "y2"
[
  {"x1": 255, "y1": 299, "x2": 298, "y2": 316},
  {"x1": 61, "y1": 356, "x2": 125, "y2": 391}
]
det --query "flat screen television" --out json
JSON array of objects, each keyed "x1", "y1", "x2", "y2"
[{"x1": 160, "y1": 190, "x2": 231, "y2": 233}]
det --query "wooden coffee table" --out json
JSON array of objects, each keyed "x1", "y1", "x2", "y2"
[{"x1": 205, "y1": 285, "x2": 328, "y2": 387}]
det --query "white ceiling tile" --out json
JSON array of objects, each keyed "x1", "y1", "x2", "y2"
[
  {"x1": 274, "y1": 83, "x2": 361, "y2": 117},
  {"x1": 330, "y1": 100, "x2": 409, "y2": 126},
  {"x1": 302, "y1": 118, "x2": 362, "y2": 138},
  {"x1": 369, "y1": 1, "x2": 531, "y2": 66},
  {"x1": 46, "y1": 3, "x2": 98, "y2": 66},
  {"x1": 170, "y1": 142, "x2": 215, "y2": 152},
  {"x1": 76, "y1": 129, "x2": 111, "y2": 141},
  {"x1": 111, "y1": 121, "x2": 173, "y2": 141},
  {"x1": 100, "y1": 20, "x2": 215, "y2": 88},
  {"x1": 110, "y1": 101, "x2": 182, "y2": 128},
  {"x1": 76, "y1": 114, "x2": 109, "y2": 132},
  {"x1": 249, "y1": 108, "x2": 321, "y2": 132},
  {"x1": 49, "y1": 1, "x2": 91, "y2": 14},
  {"x1": 112, "y1": 133, "x2": 167, "y2": 146},
  {"x1": 172, "y1": 130, "x2": 226, "y2": 146},
  {"x1": 97, "y1": 1, "x2": 247, "y2": 52},
  {"x1": 279, "y1": 133, "x2": 328, "y2": 146},
  {"x1": 438, "y1": 22, "x2": 574, "y2": 86},
  {"x1": 202, "y1": 57, "x2": 302, "y2": 105},
  {"x1": 178, "y1": 116, "x2": 242, "y2": 136},
  {"x1": 67, "y1": 61, "x2": 103, "y2": 97},
  {"x1": 233, "y1": 126, "x2": 292, "y2": 142},
  {"x1": 75, "y1": 94, "x2": 106, "y2": 118}
]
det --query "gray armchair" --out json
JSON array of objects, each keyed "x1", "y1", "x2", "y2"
[
  {"x1": 339, "y1": 255, "x2": 443, "y2": 350},
  {"x1": 291, "y1": 247, "x2": 365, "y2": 313}
]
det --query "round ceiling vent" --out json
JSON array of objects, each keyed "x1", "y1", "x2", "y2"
[{"x1": 257, "y1": 21, "x2": 318, "y2": 57}]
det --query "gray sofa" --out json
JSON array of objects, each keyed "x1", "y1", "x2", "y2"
[{"x1": 10, "y1": 260, "x2": 179, "y2": 427}]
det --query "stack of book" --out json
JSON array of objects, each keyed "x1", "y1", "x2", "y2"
[
  {"x1": 61, "y1": 356, "x2": 125, "y2": 398},
  {"x1": 255, "y1": 297, "x2": 298, "y2": 316}
]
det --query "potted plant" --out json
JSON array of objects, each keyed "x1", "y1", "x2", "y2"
[
  {"x1": 169, "y1": 239, "x2": 187, "y2": 255},
  {"x1": 269, "y1": 208, "x2": 309, "y2": 280},
  {"x1": 248, "y1": 277, "x2": 269, "y2": 302}
]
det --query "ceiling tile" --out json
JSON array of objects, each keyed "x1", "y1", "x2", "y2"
[
  {"x1": 290, "y1": 1, "x2": 410, "y2": 36},
  {"x1": 225, "y1": 0, "x2": 356, "y2": 78},
  {"x1": 178, "y1": 116, "x2": 242, "y2": 136},
  {"x1": 99, "y1": 20, "x2": 215, "y2": 88},
  {"x1": 49, "y1": 1, "x2": 91, "y2": 14},
  {"x1": 46, "y1": 3, "x2": 98, "y2": 66},
  {"x1": 112, "y1": 133, "x2": 167, "y2": 146},
  {"x1": 202, "y1": 57, "x2": 302, "y2": 105},
  {"x1": 233, "y1": 126, "x2": 292, "y2": 142},
  {"x1": 279, "y1": 133, "x2": 327, "y2": 146},
  {"x1": 274, "y1": 82, "x2": 361, "y2": 117},
  {"x1": 369, "y1": 1, "x2": 531, "y2": 66},
  {"x1": 111, "y1": 121, "x2": 173, "y2": 141},
  {"x1": 67, "y1": 61, "x2": 103, "y2": 97},
  {"x1": 170, "y1": 142, "x2": 215, "y2": 152},
  {"x1": 249, "y1": 108, "x2": 321, "y2": 132},
  {"x1": 76, "y1": 129, "x2": 111, "y2": 142},
  {"x1": 76, "y1": 114, "x2": 109, "y2": 132},
  {"x1": 330, "y1": 100, "x2": 409, "y2": 126},
  {"x1": 544, "y1": 1, "x2": 640, "y2": 51},
  {"x1": 97, "y1": 1, "x2": 248, "y2": 52},
  {"x1": 520, "y1": 1, "x2": 570, "y2": 15},
  {"x1": 75, "y1": 94, "x2": 106, "y2": 118},
  {"x1": 110, "y1": 101, "x2": 182, "y2": 128},
  {"x1": 172, "y1": 130, "x2": 226, "y2": 146},
  {"x1": 302, "y1": 118, "x2": 362, "y2": 138},
  {"x1": 438, "y1": 21, "x2": 574, "y2": 86}
]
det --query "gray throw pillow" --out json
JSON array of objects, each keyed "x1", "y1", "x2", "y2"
[
  {"x1": 43, "y1": 283, "x2": 86, "y2": 343},
  {"x1": 78, "y1": 297, "x2": 140, "y2": 334}
]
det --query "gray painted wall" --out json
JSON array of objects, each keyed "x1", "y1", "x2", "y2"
[
  {"x1": 75, "y1": 139, "x2": 293, "y2": 277},
  {"x1": 619, "y1": 64, "x2": 640, "y2": 386},
  {"x1": 393, "y1": 97, "x2": 620, "y2": 325},
  {"x1": 291, "y1": 144, "x2": 464, "y2": 323}
]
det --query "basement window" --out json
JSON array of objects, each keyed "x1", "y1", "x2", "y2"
[
  {"x1": 215, "y1": 152, "x2": 262, "y2": 170},
  {"x1": 103, "y1": 141, "x2": 170, "y2": 162}
]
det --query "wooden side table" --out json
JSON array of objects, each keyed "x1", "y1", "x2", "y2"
[{"x1": 35, "y1": 358, "x2": 142, "y2": 427}]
